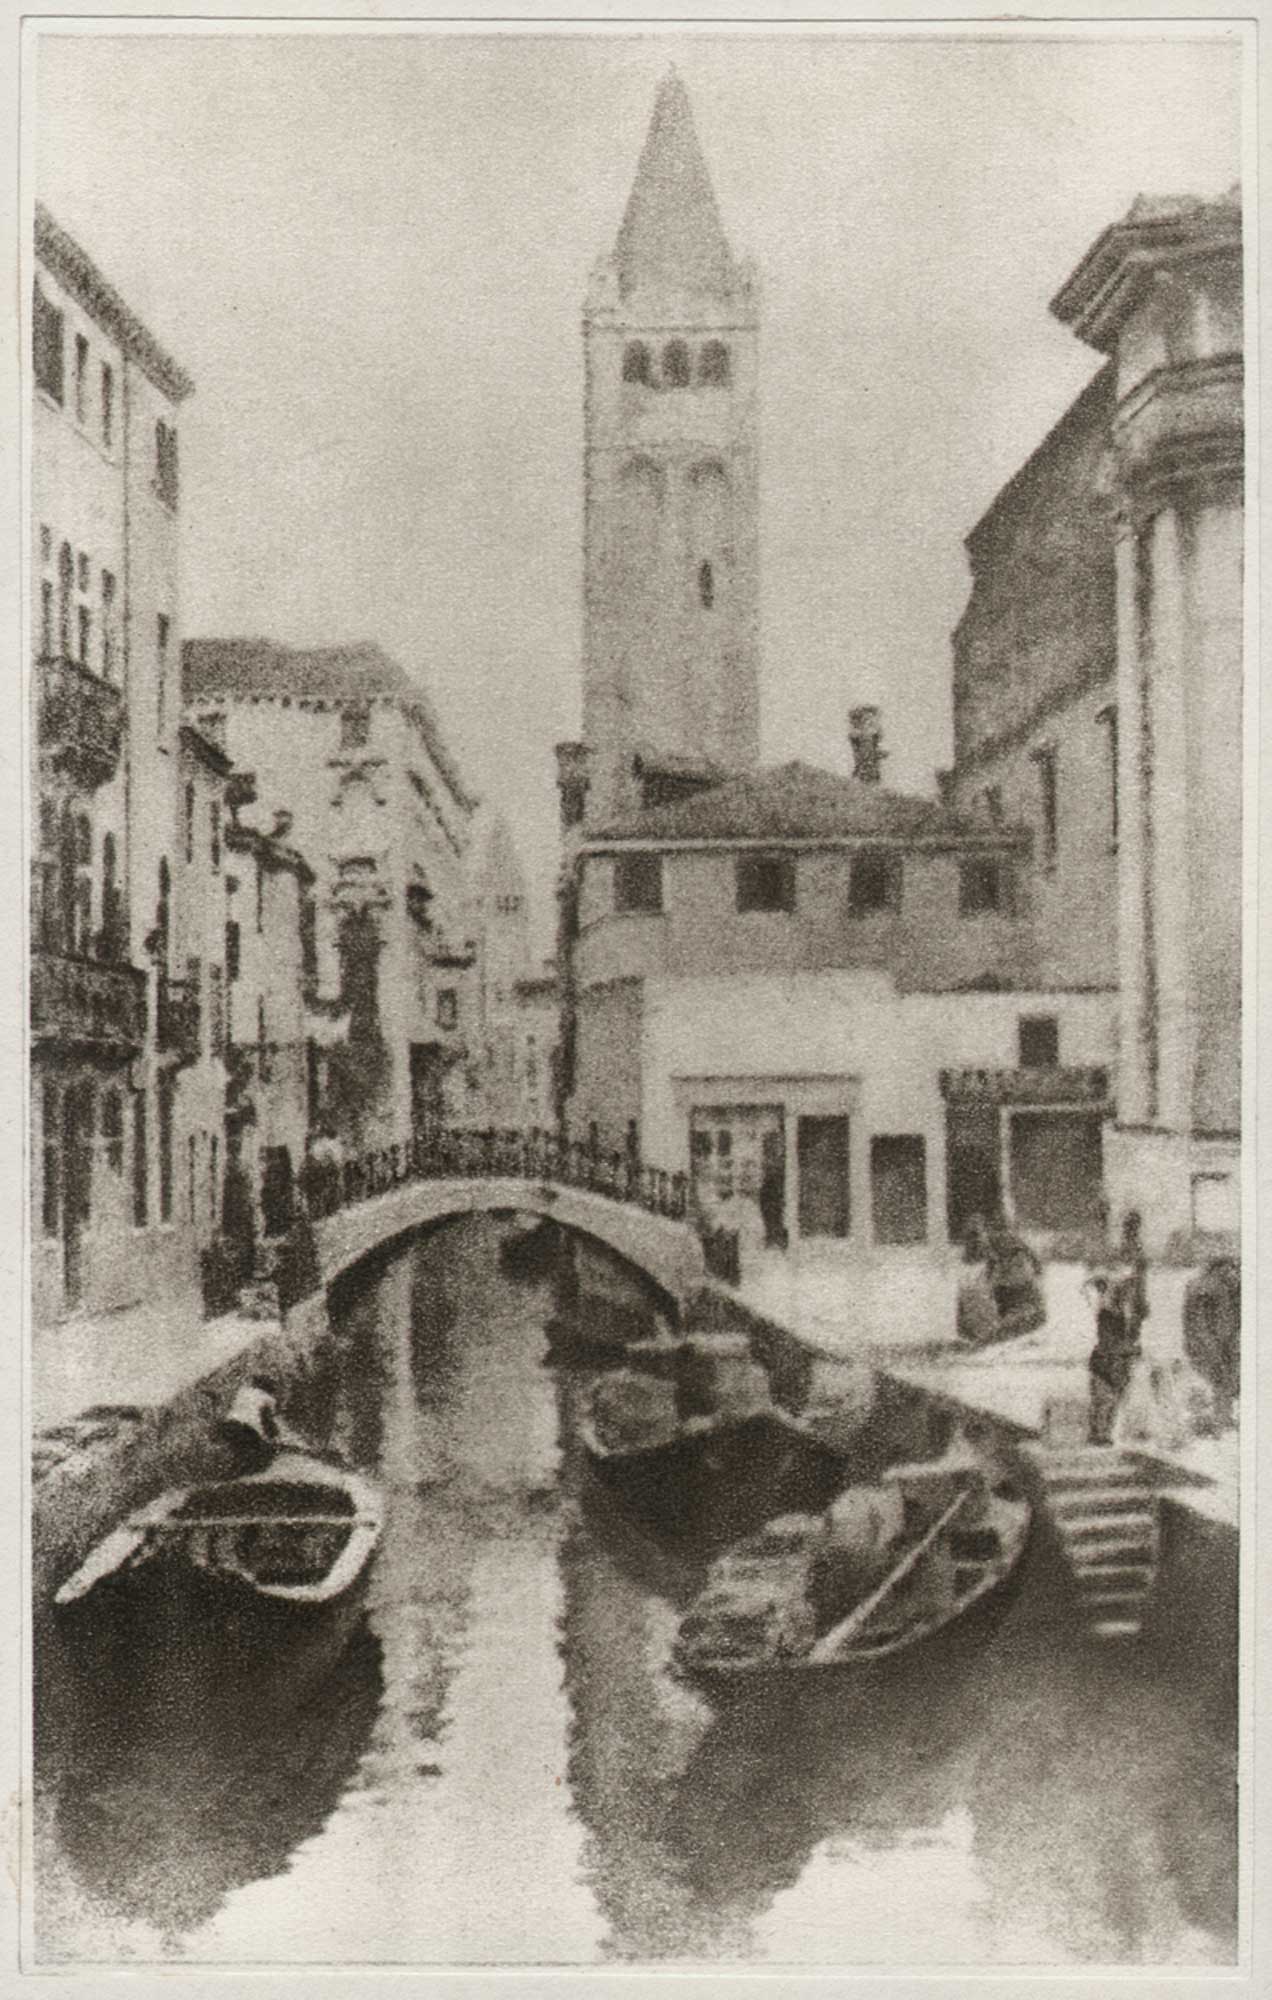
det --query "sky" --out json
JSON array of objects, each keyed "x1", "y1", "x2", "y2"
[{"x1": 34, "y1": 29, "x2": 1243, "y2": 949}]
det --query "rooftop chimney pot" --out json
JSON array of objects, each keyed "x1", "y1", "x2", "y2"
[{"x1": 849, "y1": 705, "x2": 885, "y2": 785}]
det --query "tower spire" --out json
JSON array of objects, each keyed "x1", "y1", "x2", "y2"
[{"x1": 612, "y1": 69, "x2": 736, "y2": 300}]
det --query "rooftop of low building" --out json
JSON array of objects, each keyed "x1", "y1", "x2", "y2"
[{"x1": 587, "y1": 759, "x2": 1028, "y2": 849}]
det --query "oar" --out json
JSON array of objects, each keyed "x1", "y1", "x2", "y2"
[{"x1": 806, "y1": 1484, "x2": 974, "y2": 1666}]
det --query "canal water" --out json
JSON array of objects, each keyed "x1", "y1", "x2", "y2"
[{"x1": 34, "y1": 1217, "x2": 1237, "y2": 1967}]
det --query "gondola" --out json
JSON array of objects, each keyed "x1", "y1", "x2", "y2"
[
  {"x1": 54, "y1": 1448, "x2": 383, "y2": 1645},
  {"x1": 672, "y1": 1444, "x2": 1030, "y2": 1690}
]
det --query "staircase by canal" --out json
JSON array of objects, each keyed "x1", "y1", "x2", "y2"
[{"x1": 1026, "y1": 1445, "x2": 1161, "y2": 1641}]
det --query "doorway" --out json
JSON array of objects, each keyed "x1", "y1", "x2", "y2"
[
  {"x1": 871, "y1": 1134, "x2": 928, "y2": 1245},
  {"x1": 796, "y1": 1114, "x2": 851, "y2": 1239}
]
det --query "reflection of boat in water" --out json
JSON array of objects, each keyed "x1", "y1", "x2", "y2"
[
  {"x1": 579, "y1": 1339, "x2": 857, "y2": 1551},
  {"x1": 51, "y1": 1615, "x2": 385, "y2": 1939},
  {"x1": 673, "y1": 1443, "x2": 1030, "y2": 1689},
  {"x1": 54, "y1": 1449, "x2": 383, "y2": 1657},
  {"x1": 497, "y1": 1217, "x2": 562, "y2": 1283}
]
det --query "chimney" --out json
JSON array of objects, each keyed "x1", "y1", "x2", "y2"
[
  {"x1": 849, "y1": 706, "x2": 885, "y2": 785},
  {"x1": 555, "y1": 741, "x2": 593, "y2": 832},
  {"x1": 272, "y1": 808, "x2": 294, "y2": 842}
]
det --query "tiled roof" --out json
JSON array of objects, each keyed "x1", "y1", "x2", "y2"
[
  {"x1": 182, "y1": 637, "x2": 476, "y2": 812},
  {"x1": 589, "y1": 760, "x2": 1026, "y2": 847}
]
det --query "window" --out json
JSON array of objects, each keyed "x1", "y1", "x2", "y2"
[
  {"x1": 697, "y1": 559, "x2": 715, "y2": 609},
  {"x1": 849, "y1": 849, "x2": 901, "y2": 918},
  {"x1": 132, "y1": 1093, "x2": 148, "y2": 1226},
  {"x1": 437, "y1": 988, "x2": 458, "y2": 1031},
  {"x1": 155, "y1": 420, "x2": 180, "y2": 508},
  {"x1": 209, "y1": 965, "x2": 225, "y2": 1053},
  {"x1": 699, "y1": 340, "x2": 731, "y2": 387},
  {"x1": 1032, "y1": 744, "x2": 1058, "y2": 870},
  {"x1": 1097, "y1": 705, "x2": 1119, "y2": 850},
  {"x1": 58, "y1": 543, "x2": 73, "y2": 654},
  {"x1": 158, "y1": 1076, "x2": 174, "y2": 1223},
  {"x1": 77, "y1": 550, "x2": 90, "y2": 593},
  {"x1": 156, "y1": 856, "x2": 171, "y2": 971},
  {"x1": 300, "y1": 897, "x2": 317, "y2": 983},
  {"x1": 100, "y1": 832, "x2": 121, "y2": 959},
  {"x1": 340, "y1": 705, "x2": 370, "y2": 751},
  {"x1": 225, "y1": 920, "x2": 241, "y2": 984},
  {"x1": 102, "y1": 1090, "x2": 124, "y2": 1174},
  {"x1": 615, "y1": 852, "x2": 663, "y2": 914},
  {"x1": 210, "y1": 1135, "x2": 219, "y2": 1227},
  {"x1": 34, "y1": 285, "x2": 65, "y2": 403},
  {"x1": 40, "y1": 525, "x2": 51, "y2": 565},
  {"x1": 1019, "y1": 1016, "x2": 1060, "y2": 1069},
  {"x1": 77, "y1": 605, "x2": 91, "y2": 666},
  {"x1": 184, "y1": 783, "x2": 196, "y2": 864},
  {"x1": 101, "y1": 363, "x2": 114, "y2": 447},
  {"x1": 42, "y1": 1082, "x2": 61, "y2": 1237},
  {"x1": 101, "y1": 571, "x2": 117, "y2": 678},
  {"x1": 157, "y1": 614, "x2": 171, "y2": 735},
  {"x1": 736, "y1": 852, "x2": 795, "y2": 914},
  {"x1": 210, "y1": 800, "x2": 222, "y2": 873},
  {"x1": 74, "y1": 334, "x2": 88, "y2": 423},
  {"x1": 622, "y1": 341, "x2": 652, "y2": 385},
  {"x1": 871, "y1": 1135, "x2": 928, "y2": 1245},
  {"x1": 188, "y1": 1134, "x2": 197, "y2": 1224},
  {"x1": 959, "y1": 856, "x2": 1008, "y2": 917},
  {"x1": 40, "y1": 580, "x2": 53, "y2": 658},
  {"x1": 255, "y1": 859, "x2": 265, "y2": 933},
  {"x1": 662, "y1": 339, "x2": 691, "y2": 388}
]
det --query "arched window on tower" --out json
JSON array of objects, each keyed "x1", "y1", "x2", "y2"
[
  {"x1": 698, "y1": 560, "x2": 715, "y2": 610},
  {"x1": 621, "y1": 341, "x2": 652, "y2": 386},
  {"x1": 699, "y1": 341, "x2": 731, "y2": 387},
  {"x1": 662, "y1": 340, "x2": 691, "y2": 388}
]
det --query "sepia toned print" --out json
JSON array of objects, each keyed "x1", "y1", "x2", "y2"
[{"x1": 27, "y1": 29, "x2": 1245, "y2": 1971}]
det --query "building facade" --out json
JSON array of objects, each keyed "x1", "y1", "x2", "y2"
[
  {"x1": 470, "y1": 817, "x2": 558, "y2": 1131},
  {"x1": 30, "y1": 206, "x2": 214, "y2": 1326},
  {"x1": 952, "y1": 190, "x2": 1243, "y2": 1255},
  {"x1": 184, "y1": 639, "x2": 479, "y2": 1150}
]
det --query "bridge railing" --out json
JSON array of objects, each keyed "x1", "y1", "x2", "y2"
[{"x1": 301, "y1": 1126, "x2": 690, "y2": 1229}]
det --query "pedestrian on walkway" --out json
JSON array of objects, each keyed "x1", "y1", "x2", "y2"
[
  {"x1": 984, "y1": 1214, "x2": 1046, "y2": 1338},
  {"x1": 1084, "y1": 1267, "x2": 1139, "y2": 1446}
]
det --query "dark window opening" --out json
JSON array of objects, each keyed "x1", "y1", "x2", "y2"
[
  {"x1": 158, "y1": 1076, "x2": 174, "y2": 1223},
  {"x1": 74, "y1": 334, "x2": 88, "y2": 423},
  {"x1": 1018, "y1": 1016, "x2": 1060, "y2": 1069},
  {"x1": 1032, "y1": 745, "x2": 1058, "y2": 869},
  {"x1": 132, "y1": 1093, "x2": 148, "y2": 1227},
  {"x1": 871, "y1": 1135, "x2": 928, "y2": 1245},
  {"x1": 34, "y1": 285, "x2": 65, "y2": 403},
  {"x1": 614, "y1": 852, "x2": 664, "y2": 915},
  {"x1": 736, "y1": 852, "x2": 795, "y2": 914},
  {"x1": 699, "y1": 340, "x2": 731, "y2": 387},
  {"x1": 40, "y1": 580, "x2": 53, "y2": 658},
  {"x1": 959, "y1": 857, "x2": 1008, "y2": 917},
  {"x1": 226, "y1": 919, "x2": 241, "y2": 984},
  {"x1": 101, "y1": 363, "x2": 114, "y2": 447},
  {"x1": 210, "y1": 800, "x2": 222, "y2": 873},
  {"x1": 697, "y1": 559, "x2": 714, "y2": 609},
  {"x1": 184, "y1": 782, "x2": 196, "y2": 864},
  {"x1": 662, "y1": 340, "x2": 691, "y2": 388},
  {"x1": 1098, "y1": 705, "x2": 1119, "y2": 850},
  {"x1": 849, "y1": 849, "x2": 901, "y2": 917},
  {"x1": 58, "y1": 543, "x2": 73, "y2": 655},
  {"x1": 155, "y1": 420, "x2": 180, "y2": 508},
  {"x1": 77, "y1": 605, "x2": 91, "y2": 667},
  {"x1": 622, "y1": 341, "x2": 652, "y2": 385}
]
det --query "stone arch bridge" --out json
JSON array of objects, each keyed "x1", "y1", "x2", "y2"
[{"x1": 298, "y1": 1134, "x2": 708, "y2": 1314}]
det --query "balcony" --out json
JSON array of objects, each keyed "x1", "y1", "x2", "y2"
[
  {"x1": 157, "y1": 974, "x2": 202, "y2": 1066},
  {"x1": 939, "y1": 1065, "x2": 1111, "y2": 1108},
  {"x1": 38, "y1": 655, "x2": 125, "y2": 790},
  {"x1": 31, "y1": 949, "x2": 147, "y2": 1058}
]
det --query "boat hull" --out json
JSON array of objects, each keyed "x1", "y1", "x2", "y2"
[{"x1": 586, "y1": 1411, "x2": 849, "y2": 1552}]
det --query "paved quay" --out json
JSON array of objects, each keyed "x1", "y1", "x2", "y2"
[
  {"x1": 733, "y1": 1248, "x2": 1239, "y2": 1531},
  {"x1": 33, "y1": 1294, "x2": 273, "y2": 1439}
]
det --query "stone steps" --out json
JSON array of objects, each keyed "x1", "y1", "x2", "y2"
[{"x1": 1026, "y1": 1443, "x2": 1160, "y2": 1642}]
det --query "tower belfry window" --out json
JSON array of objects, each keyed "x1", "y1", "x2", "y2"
[
  {"x1": 698, "y1": 560, "x2": 715, "y2": 610},
  {"x1": 662, "y1": 340, "x2": 690, "y2": 388},
  {"x1": 622, "y1": 341, "x2": 652, "y2": 385},
  {"x1": 699, "y1": 340, "x2": 731, "y2": 387}
]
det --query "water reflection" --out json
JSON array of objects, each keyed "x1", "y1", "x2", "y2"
[{"x1": 35, "y1": 1217, "x2": 1236, "y2": 1968}]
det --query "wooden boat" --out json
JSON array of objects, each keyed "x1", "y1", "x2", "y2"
[
  {"x1": 579, "y1": 1347, "x2": 852, "y2": 1550},
  {"x1": 54, "y1": 1449, "x2": 383, "y2": 1640},
  {"x1": 672, "y1": 1445, "x2": 1030, "y2": 1688}
]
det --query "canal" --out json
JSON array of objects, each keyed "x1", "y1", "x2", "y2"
[{"x1": 34, "y1": 1217, "x2": 1237, "y2": 1967}]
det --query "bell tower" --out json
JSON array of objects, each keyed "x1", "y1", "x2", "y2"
[{"x1": 580, "y1": 70, "x2": 760, "y2": 828}]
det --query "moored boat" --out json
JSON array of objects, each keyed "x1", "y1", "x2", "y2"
[
  {"x1": 54, "y1": 1449, "x2": 384, "y2": 1648},
  {"x1": 672, "y1": 1442, "x2": 1031, "y2": 1689}
]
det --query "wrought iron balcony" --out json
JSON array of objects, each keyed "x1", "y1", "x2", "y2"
[
  {"x1": 940, "y1": 1064, "x2": 1111, "y2": 1107},
  {"x1": 31, "y1": 948, "x2": 147, "y2": 1057},
  {"x1": 157, "y1": 973, "x2": 201, "y2": 1065},
  {"x1": 38, "y1": 655, "x2": 125, "y2": 790}
]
